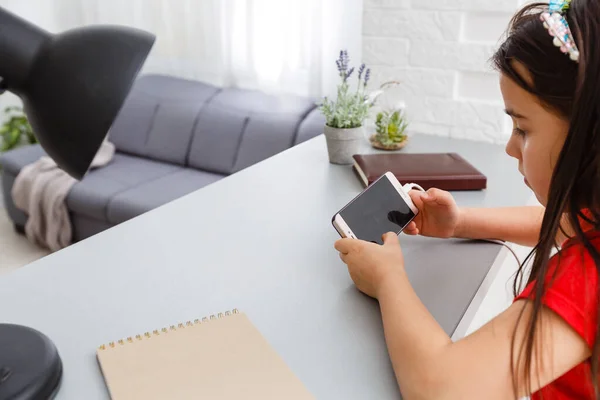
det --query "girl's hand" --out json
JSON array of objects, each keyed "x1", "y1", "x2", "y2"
[
  {"x1": 403, "y1": 188, "x2": 462, "y2": 238},
  {"x1": 334, "y1": 232, "x2": 405, "y2": 299}
]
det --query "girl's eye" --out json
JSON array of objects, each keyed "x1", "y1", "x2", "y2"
[{"x1": 513, "y1": 127, "x2": 527, "y2": 136}]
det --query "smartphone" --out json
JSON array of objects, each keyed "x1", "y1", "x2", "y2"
[{"x1": 332, "y1": 171, "x2": 419, "y2": 244}]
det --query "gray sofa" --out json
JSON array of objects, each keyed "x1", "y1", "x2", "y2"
[{"x1": 0, "y1": 74, "x2": 325, "y2": 242}]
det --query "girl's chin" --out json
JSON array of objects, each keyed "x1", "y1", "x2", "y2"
[
  {"x1": 524, "y1": 179, "x2": 546, "y2": 206},
  {"x1": 531, "y1": 190, "x2": 547, "y2": 207}
]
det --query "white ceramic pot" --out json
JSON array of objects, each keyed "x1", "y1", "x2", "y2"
[{"x1": 323, "y1": 125, "x2": 364, "y2": 165}]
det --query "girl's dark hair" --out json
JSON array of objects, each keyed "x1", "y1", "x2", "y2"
[{"x1": 492, "y1": 0, "x2": 600, "y2": 397}]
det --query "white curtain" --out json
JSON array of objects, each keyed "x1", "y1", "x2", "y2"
[{"x1": 44, "y1": 0, "x2": 363, "y2": 99}]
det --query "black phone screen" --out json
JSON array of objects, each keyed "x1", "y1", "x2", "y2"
[{"x1": 338, "y1": 177, "x2": 415, "y2": 244}]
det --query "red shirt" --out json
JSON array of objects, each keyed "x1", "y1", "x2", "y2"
[{"x1": 514, "y1": 231, "x2": 600, "y2": 399}]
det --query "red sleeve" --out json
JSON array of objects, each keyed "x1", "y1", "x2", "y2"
[{"x1": 514, "y1": 239, "x2": 600, "y2": 348}]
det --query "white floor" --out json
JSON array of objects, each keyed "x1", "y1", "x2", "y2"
[
  {"x1": 0, "y1": 172, "x2": 51, "y2": 272},
  {"x1": 0, "y1": 208, "x2": 50, "y2": 274}
]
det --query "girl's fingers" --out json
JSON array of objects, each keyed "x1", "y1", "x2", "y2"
[
  {"x1": 403, "y1": 221, "x2": 419, "y2": 235},
  {"x1": 409, "y1": 190, "x2": 424, "y2": 203},
  {"x1": 426, "y1": 188, "x2": 454, "y2": 207},
  {"x1": 403, "y1": 227, "x2": 419, "y2": 236}
]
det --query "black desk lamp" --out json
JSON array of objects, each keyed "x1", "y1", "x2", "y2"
[{"x1": 0, "y1": 6, "x2": 155, "y2": 399}]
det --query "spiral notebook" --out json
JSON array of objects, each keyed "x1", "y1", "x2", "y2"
[{"x1": 96, "y1": 310, "x2": 314, "y2": 400}]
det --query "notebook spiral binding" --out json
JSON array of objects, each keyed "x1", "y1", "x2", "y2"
[{"x1": 98, "y1": 309, "x2": 239, "y2": 351}]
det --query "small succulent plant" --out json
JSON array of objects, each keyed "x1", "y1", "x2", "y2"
[{"x1": 374, "y1": 109, "x2": 408, "y2": 146}]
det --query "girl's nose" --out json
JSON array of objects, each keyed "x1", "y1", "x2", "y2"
[{"x1": 505, "y1": 133, "x2": 520, "y2": 161}]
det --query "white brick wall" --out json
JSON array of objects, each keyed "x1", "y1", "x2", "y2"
[{"x1": 363, "y1": 0, "x2": 530, "y2": 143}]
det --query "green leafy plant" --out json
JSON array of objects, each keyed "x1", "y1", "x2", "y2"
[
  {"x1": 318, "y1": 50, "x2": 372, "y2": 129},
  {"x1": 374, "y1": 109, "x2": 409, "y2": 146},
  {"x1": 0, "y1": 106, "x2": 36, "y2": 152}
]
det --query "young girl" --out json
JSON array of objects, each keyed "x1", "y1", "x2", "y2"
[{"x1": 335, "y1": 1, "x2": 600, "y2": 398}]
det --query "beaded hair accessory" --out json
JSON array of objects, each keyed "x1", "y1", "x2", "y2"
[{"x1": 540, "y1": 0, "x2": 580, "y2": 62}]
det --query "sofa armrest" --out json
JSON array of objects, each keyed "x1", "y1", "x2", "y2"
[
  {"x1": 295, "y1": 108, "x2": 325, "y2": 145},
  {"x1": 0, "y1": 144, "x2": 46, "y2": 176}
]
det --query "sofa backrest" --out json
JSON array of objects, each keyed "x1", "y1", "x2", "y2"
[
  {"x1": 108, "y1": 74, "x2": 220, "y2": 166},
  {"x1": 108, "y1": 74, "x2": 325, "y2": 175}
]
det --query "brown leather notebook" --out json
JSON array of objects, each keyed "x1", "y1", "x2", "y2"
[
  {"x1": 96, "y1": 310, "x2": 314, "y2": 400},
  {"x1": 352, "y1": 153, "x2": 487, "y2": 191}
]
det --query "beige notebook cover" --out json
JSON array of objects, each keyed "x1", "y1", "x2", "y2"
[{"x1": 96, "y1": 310, "x2": 314, "y2": 400}]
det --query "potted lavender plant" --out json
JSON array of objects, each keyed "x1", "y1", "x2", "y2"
[{"x1": 318, "y1": 50, "x2": 372, "y2": 164}]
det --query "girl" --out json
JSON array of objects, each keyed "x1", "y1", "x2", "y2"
[{"x1": 334, "y1": 1, "x2": 600, "y2": 398}]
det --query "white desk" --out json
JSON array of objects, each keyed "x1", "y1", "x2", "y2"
[{"x1": 0, "y1": 134, "x2": 531, "y2": 399}]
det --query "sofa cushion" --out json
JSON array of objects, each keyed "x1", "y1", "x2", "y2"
[
  {"x1": 233, "y1": 112, "x2": 301, "y2": 173},
  {"x1": 106, "y1": 169, "x2": 224, "y2": 224},
  {"x1": 187, "y1": 88, "x2": 317, "y2": 175},
  {"x1": 66, "y1": 154, "x2": 181, "y2": 221},
  {"x1": 0, "y1": 144, "x2": 46, "y2": 176},
  {"x1": 71, "y1": 213, "x2": 113, "y2": 242},
  {"x1": 186, "y1": 104, "x2": 247, "y2": 175},
  {"x1": 108, "y1": 74, "x2": 221, "y2": 166},
  {"x1": 207, "y1": 87, "x2": 316, "y2": 113}
]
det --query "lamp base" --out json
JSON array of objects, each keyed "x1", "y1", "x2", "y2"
[{"x1": 0, "y1": 324, "x2": 62, "y2": 400}]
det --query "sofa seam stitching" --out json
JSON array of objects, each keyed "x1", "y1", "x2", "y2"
[
  {"x1": 230, "y1": 114, "x2": 251, "y2": 173},
  {"x1": 102, "y1": 166, "x2": 184, "y2": 224},
  {"x1": 291, "y1": 105, "x2": 317, "y2": 146},
  {"x1": 184, "y1": 89, "x2": 223, "y2": 167},
  {"x1": 142, "y1": 103, "x2": 161, "y2": 156}
]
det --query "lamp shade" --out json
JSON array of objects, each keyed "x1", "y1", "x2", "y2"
[{"x1": 0, "y1": 7, "x2": 155, "y2": 179}]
